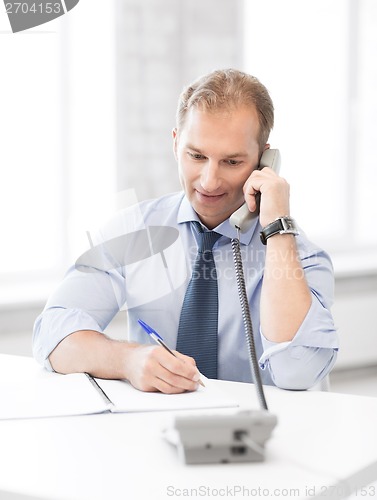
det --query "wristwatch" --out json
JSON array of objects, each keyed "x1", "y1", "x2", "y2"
[{"x1": 260, "y1": 216, "x2": 299, "y2": 245}]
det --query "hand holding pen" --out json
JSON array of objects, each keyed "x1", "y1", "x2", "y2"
[{"x1": 138, "y1": 319, "x2": 206, "y2": 388}]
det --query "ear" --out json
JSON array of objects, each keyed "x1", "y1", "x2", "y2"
[{"x1": 172, "y1": 128, "x2": 178, "y2": 160}]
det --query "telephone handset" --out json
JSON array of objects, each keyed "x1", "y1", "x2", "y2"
[{"x1": 229, "y1": 149, "x2": 281, "y2": 233}]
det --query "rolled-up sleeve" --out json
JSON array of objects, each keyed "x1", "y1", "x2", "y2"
[
  {"x1": 258, "y1": 238, "x2": 339, "y2": 390},
  {"x1": 33, "y1": 307, "x2": 104, "y2": 371},
  {"x1": 32, "y1": 264, "x2": 126, "y2": 370}
]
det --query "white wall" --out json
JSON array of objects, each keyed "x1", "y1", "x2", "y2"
[
  {"x1": 333, "y1": 275, "x2": 377, "y2": 369},
  {"x1": 115, "y1": 0, "x2": 244, "y2": 202}
]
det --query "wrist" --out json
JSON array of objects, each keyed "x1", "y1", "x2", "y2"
[
  {"x1": 119, "y1": 341, "x2": 142, "y2": 381},
  {"x1": 260, "y1": 216, "x2": 299, "y2": 245}
]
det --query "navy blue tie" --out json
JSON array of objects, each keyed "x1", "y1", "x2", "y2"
[{"x1": 176, "y1": 222, "x2": 222, "y2": 379}]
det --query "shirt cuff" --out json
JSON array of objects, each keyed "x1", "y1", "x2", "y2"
[
  {"x1": 33, "y1": 307, "x2": 103, "y2": 371},
  {"x1": 258, "y1": 295, "x2": 338, "y2": 370}
]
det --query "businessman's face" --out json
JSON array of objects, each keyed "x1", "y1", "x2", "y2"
[{"x1": 173, "y1": 105, "x2": 260, "y2": 229}]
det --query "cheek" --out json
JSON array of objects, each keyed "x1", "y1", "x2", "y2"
[
  {"x1": 177, "y1": 157, "x2": 190, "y2": 189},
  {"x1": 178, "y1": 155, "x2": 194, "y2": 182},
  {"x1": 178, "y1": 168, "x2": 185, "y2": 189},
  {"x1": 223, "y1": 171, "x2": 251, "y2": 200},
  {"x1": 235, "y1": 166, "x2": 254, "y2": 186}
]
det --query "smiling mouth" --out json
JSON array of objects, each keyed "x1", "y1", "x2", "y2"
[{"x1": 195, "y1": 190, "x2": 225, "y2": 201}]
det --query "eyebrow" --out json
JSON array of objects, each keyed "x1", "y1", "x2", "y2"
[{"x1": 186, "y1": 144, "x2": 248, "y2": 158}]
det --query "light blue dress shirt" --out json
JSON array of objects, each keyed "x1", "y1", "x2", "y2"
[{"x1": 33, "y1": 192, "x2": 338, "y2": 389}]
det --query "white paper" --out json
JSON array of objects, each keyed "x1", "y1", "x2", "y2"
[
  {"x1": 0, "y1": 355, "x2": 238, "y2": 420},
  {"x1": 95, "y1": 377, "x2": 239, "y2": 413},
  {"x1": 0, "y1": 356, "x2": 108, "y2": 420}
]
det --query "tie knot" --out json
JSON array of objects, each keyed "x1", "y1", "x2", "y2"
[
  {"x1": 198, "y1": 231, "x2": 221, "y2": 252},
  {"x1": 192, "y1": 222, "x2": 221, "y2": 252}
]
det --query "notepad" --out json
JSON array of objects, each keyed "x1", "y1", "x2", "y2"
[{"x1": 0, "y1": 354, "x2": 238, "y2": 420}]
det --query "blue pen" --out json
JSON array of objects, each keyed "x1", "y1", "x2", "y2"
[{"x1": 137, "y1": 319, "x2": 205, "y2": 387}]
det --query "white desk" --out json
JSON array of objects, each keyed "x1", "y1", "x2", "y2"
[{"x1": 0, "y1": 354, "x2": 376, "y2": 500}]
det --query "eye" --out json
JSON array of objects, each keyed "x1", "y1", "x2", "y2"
[
  {"x1": 225, "y1": 159, "x2": 242, "y2": 166},
  {"x1": 188, "y1": 152, "x2": 206, "y2": 161}
]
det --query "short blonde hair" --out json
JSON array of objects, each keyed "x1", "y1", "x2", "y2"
[{"x1": 176, "y1": 68, "x2": 274, "y2": 153}]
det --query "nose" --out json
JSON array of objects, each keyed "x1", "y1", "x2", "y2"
[{"x1": 200, "y1": 160, "x2": 221, "y2": 193}]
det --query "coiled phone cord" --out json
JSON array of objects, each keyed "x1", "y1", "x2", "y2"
[{"x1": 231, "y1": 236, "x2": 268, "y2": 411}]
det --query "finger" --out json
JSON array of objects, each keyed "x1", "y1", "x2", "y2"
[
  {"x1": 171, "y1": 351, "x2": 208, "y2": 387},
  {"x1": 144, "y1": 364, "x2": 199, "y2": 394},
  {"x1": 169, "y1": 350, "x2": 202, "y2": 380},
  {"x1": 244, "y1": 169, "x2": 271, "y2": 193},
  {"x1": 154, "y1": 373, "x2": 199, "y2": 394},
  {"x1": 144, "y1": 348, "x2": 200, "y2": 392},
  {"x1": 173, "y1": 350, "x2": 197, "y2": 367},
  {"x1": 129, "y1": 353, "x2": 184, "y2": 394},
  {"x1": 242, "y1": 179, "x2": 259, "y2": 212},
  {"x1": 158, "y1": 351, "x2": 201, "y2": 386},
  {"x1": 244, "y1": 168, "x2": 285, "y2": 205}
]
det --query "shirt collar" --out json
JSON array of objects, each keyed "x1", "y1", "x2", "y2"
[{"x1": 177, "y1": 194, "x2": 259, "y2": 245}]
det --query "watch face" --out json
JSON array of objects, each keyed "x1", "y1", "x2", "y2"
[
  {"x1": 281, "y1": 217, "x2": 296, "y2": 232},
  {"x1": 286, "y1": 219, "x2": 294, "y2": 230}
]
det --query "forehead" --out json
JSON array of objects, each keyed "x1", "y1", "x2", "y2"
[{"x1": 178, "y1": 105, "x2": 260, "y2": 152}]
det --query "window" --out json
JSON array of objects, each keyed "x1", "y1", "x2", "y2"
[
  {"x1": 0, "y1": 2, "x2": 116, "y2": 304},
  {"x1": 243, "y1": 0, "x2": 377, "y2": 275}
]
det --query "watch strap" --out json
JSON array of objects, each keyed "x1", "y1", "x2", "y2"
[{"x1": 260, "y1": 216, "x2": 298, "y2": 245}]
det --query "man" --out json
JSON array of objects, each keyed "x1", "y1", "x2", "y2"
[{"x1": 33, "y1": 69, "x2": 338, "y2": 393}]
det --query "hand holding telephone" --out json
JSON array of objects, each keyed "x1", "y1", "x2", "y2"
[{"x1": 230, "y1": 149, "x2": 281, "y2": 233}]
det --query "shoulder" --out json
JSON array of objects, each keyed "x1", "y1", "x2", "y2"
[
  {"x1": 137, "y1": 191, "x2": 184, "y2": 215},
  {"x1": 93, "y1": 192, "x2": 184, "y2": 243}
]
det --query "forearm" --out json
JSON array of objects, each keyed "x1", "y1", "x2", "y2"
[
  {"x1": 49, "y1": 330, "x2": 137, "y2": 380},
  {"x1": 260, "y1": 234, "x2": 311, "y2": 342},
  {"x1": 49, "y1": 329, "x2": 201, "y2": 393}
]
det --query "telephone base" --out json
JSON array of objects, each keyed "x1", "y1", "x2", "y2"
[{"x1": 163, "y1": 410, "x2": 277, "y2": 464}]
